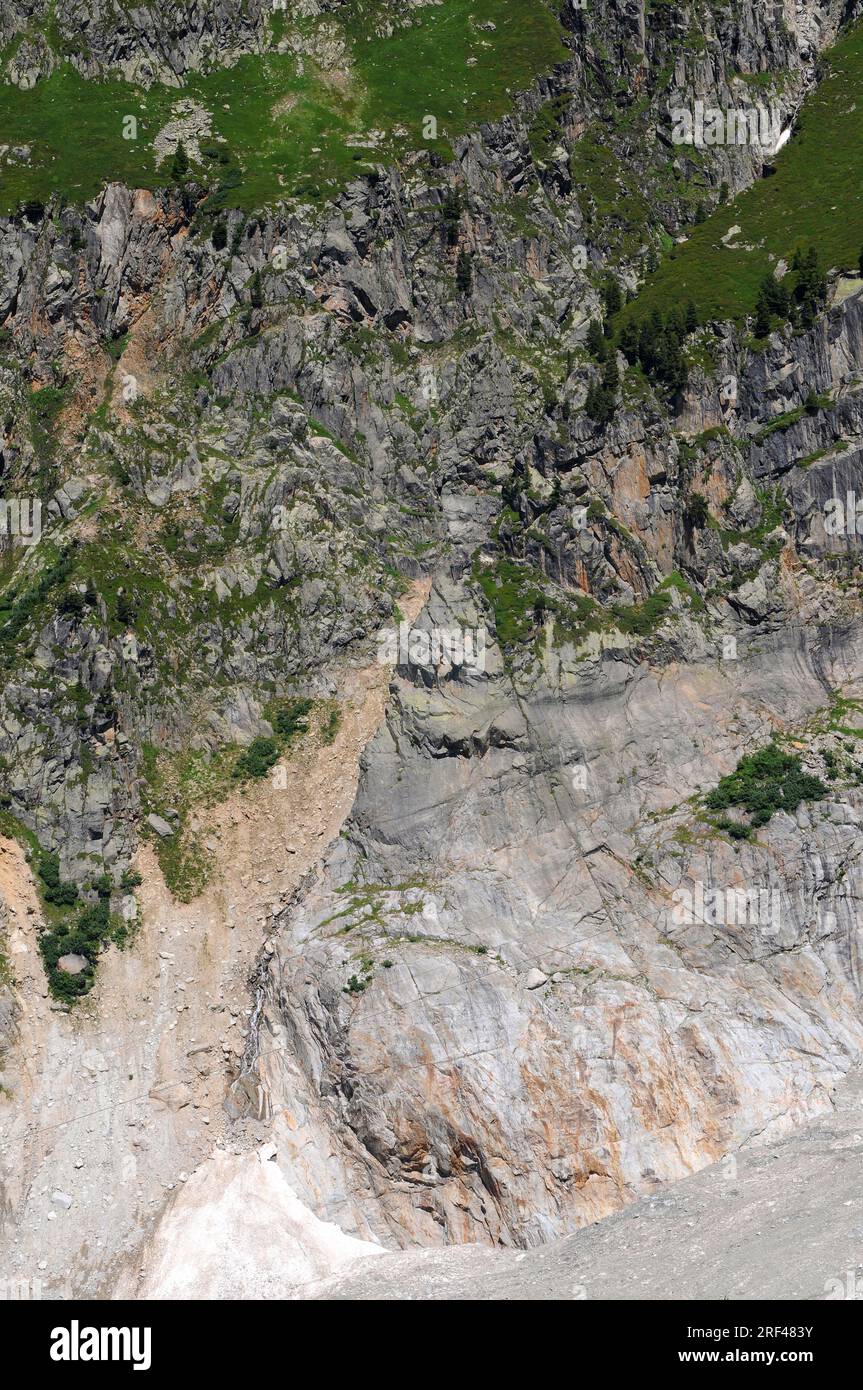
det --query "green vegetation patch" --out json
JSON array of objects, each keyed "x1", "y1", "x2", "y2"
[
  {"x1": 38, "y1": 889, "x2": 112, "y2": 1002},
  {"x1": 232, "y1": 735, "x2": 281, "y2": 781},
  {"x1": 140, "y1": 697, "x2": 328, "y2": 897},
  {"x1": 475, "y1": 555, "x2": 544, "y2": 646},
  {"x1": 12, "y1": 852, "x2": 128, "y2": 1002},
  {"x1": 611, "y1": 588, "x2": 673, "y2": 636},
  {"x1": 0, "y1": 1, "x2": 567, "y2": 213},
  {"x1": 752, "y1": 391, "x2": 831, "y2": 444},
  {"x1": 36, "y1": 850, "x2": 79, "y2": 906},
  {"x1": 232, "y1": 696, "x2": 315, "y2": 780},
  {"x1": 704, "y1": 742, "x2": 827, "y2": 836},
  {"x1": 268, "y1": 696, "x2": 313, "y2": 743},
  {"x1": 139, "y1": 743, "x2": 235, "y2": 901},
  {"x1": 825, "y1": 695, "x2": 863, "y2": 737},
  {"x1": 622, "y1": 19, "x2": 863, "y2": 324},
  {"x1": 475, "y1": 549, "x2": 697, "y2": 654},
  {"x1": 568, "y1": 134, "x2": 657, "y2": 259},
  {"x1": 320, "y1": 704, "x2": 341, "y2": 745},
  {"x1": 0, "y1": 546, "x2": 76, "y2": 667}
]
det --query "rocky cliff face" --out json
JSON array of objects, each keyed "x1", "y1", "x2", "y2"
[
  {"x1": 227, "y1": 292, "x2": 863, "y2": 1250},
  {"x1": 3, "y1": 1, "x2": 296, "y2": 86},
  {"x1": 0, "y1": 0, "x2": 855, "y2": 884},
  {"x1": 2, "y1": 0, "x2": 863, "y2": 1292},
  {"x1": 247, "y1": 590, "x2": 863, "y2": 1246},
  {"x1": 1, "y1": 1, "x2": 451, "y2": 87}
]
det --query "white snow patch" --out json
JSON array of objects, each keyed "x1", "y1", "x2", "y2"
[{"x1": 135, "y1": 1145, "x2": 386, "y2": 1300}]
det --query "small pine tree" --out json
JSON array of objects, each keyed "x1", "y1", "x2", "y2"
[
  {"x1": 686, "y1": 492, "x2": 710, "y2": 530},
  {"x1": 585, "y1": 353, "x2": 618, "y2": 427},
  {"x1": 601, "y1": 276, "x2": 622, "y2": 317},
  {"x1": 793, "y1": 247, "x2": 826, "y2": 326},
  {"x1": 502, "y1": 458, "x2": 528, "y2": 512},
  {"x1": 584, "y1": 381, "x2": 615, "y2": 427},
  {"x1": 667, "y1": 306, "x2": 686, "y2": 339},
  {"x1": 759, "y1": 272, "x2": 790, "y2": 317},
  {"x1": 59, "y1": 590, "x2": 85, "y2": 617},
  {"x1": 753, "y1": 294, "x2": 772, "y2": 338},
  {"x1": 585, "y1": 319, "x2": 607, "y2": 360},
  {"x1": 618, "y1": 320, "x2": 640, "y2": 364},
  {"x1": 684, "y1": 300, "x2": 699, "y2": 334},
  {"x1": 601, "y1": 353, "x2": 619, "y2": 394},
  {"x1": 655, "y1": 320, "x2": 687, "y2": 391},
  {"x1": 456, "y1": 250, "x2": 473, "y2": 295},
  {"x1": 249, "y1": 270, "x2": 263, "y2": 309},
  {"x1": 171, "y1": 140, "x2": 189, "y2": 184},
  {"x1": 639, "y1": 312, "x2": 662, "y2": 373},
  {"x1": 442, "y1": 188, "x2": 462, "y2": 246},
  {"x1": 584, "y1": 381, "x2": 601, "y2": 421},
  {"x1": 116, "y1": 590, "x2": 137, "y2": 627}
]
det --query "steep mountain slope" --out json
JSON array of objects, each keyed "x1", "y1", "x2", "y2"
[
  {"x1": 122, "y1": 1069, "x2": 863, "y2": 1299},
  {"x1": 2, "y1": 0, "x2": 863, "y2": 1295},
  {"x1": 315, "y1": 1068, "x2": 863, "y2": 1300},
  {"x1": 0, "y1": 0, "x2": 568, "y2": 209}
]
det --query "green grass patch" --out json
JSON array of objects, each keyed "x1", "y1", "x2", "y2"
[
  {"x1": 475, "y1": 555, "x2": 543, "y2": 646},
  {"x1": 139, "y1": 743, "x2": 235, "y2": 901},
  {"x1": 752, "y1": 393, "x2": 831, "y2": 444},
  {"x1": 659, "y1": 569, "x2": 705, "y2": 611},
  {"x1": 268, "y1": 696, "x2": 313, "y2": 743},
  {"x1": 320, "y1": 704, "x2": 341, "y2": 745},
  {"x1": 620, "y1": 19, "x2": 863, "y2": 324},
  {"x1": 611, "y1": 587, "x2": 673, "y2": 636},
  {"x1": 0, "y1": 546, "x2": 76, "y2": 667},
  {"x1": 0, "y1": 805, "x2": 41, "y2": 855},
  {"x1": 0, "y1": 1, "x2": 567, "y2": 213},
  {"x1": 824, "y1": 695, "x2": 863, "y2": 737},
  {"x1": 476, "y1": 550, "x2": 698, "y2": 652},
  {"x1": 232, "y1": 735, "x2": 281, "y2": 780}
]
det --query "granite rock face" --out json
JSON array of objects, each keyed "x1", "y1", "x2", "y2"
[
  {"x1": 1, "y1": 0, "x2": 863, "y2": 1286},
  {"x1": 239, "y1": 524, "x2": 863, "y2": 1248},
  {"x1": 309, "y1": 1070, "x2": 863, "y2": 1299},
  {"x1": 2, "y1": 1, "x2": 296, "y2": 86},
  {"x1": 0, "y1": 0, "x2": 423, "y2": 86}
]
